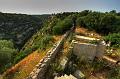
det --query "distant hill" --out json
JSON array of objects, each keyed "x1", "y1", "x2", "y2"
[{"x1": 0, "y1": 12, "x2": 50, "y2": 49}]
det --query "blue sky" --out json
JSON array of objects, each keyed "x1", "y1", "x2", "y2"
[{"x1": 0, "y1": 0, "x2": 120, "y2": 14}]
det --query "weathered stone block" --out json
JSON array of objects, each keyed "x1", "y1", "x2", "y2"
[
  {"x1": 96, "y1": 44, "x2": 106, "y2": 58},
  {"x1": 73, "y1": 43, "x2": 97, "y2": 61},
  {"x1": 60, "y1": 57, "x2": 68, "y2": 69},
  {"x1": 73, "y1": 70, "x2": 85, "y2": 79}
]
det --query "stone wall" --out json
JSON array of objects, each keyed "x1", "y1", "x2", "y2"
[
  {"x1": 96, "y1": 44, "x2": 106, "y2": 58},
  {"x1": 73, "y1": 42, "x2": 105, "y2": 61},
  {"x1": 27, "y1": 27, "x2": 74, "y2": 79},
  {"x1": 73, "y1": 42, "x2": 97, "y2": 61}
]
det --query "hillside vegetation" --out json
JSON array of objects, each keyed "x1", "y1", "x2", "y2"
[
  {"x1": 0, "y1": 10, "x2": 120, "y2": 79},
  {"x1": 0, "y1": 12, "x2": 50, "y2": 49},
  {"x1": 0, "y1": 12, "x2": 50, "y2": 73}
]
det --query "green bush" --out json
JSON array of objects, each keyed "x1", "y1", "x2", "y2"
[
  {"x1": 92, "y1": 59, "x2": 106, "y2": 72},
  {"x1": 76, "y1": 17, "x2": 85, "y2": 27},
  {"x1": 76, "y1": 11, "x2": 120, "y2": 35},
  {"x1": 0, "y1": 40, "x2": 16, "y2": 73},
  {"x1": 108, "y1": 66, "x2": 120, "y2": 79},
  {"x1": 13, "y1": 48, "x2": 32, "y2": 64},
  {"x1": 0, "y1": 40, "x2": 16, "y2": 65},
  {"x1": 51, "y1": 63, "x2": 64, "y2": 73},
  {"x1": 0, "y1": 49, "x2": 12, "y2": 65},
  {"x1": 34, "y1": 35, "x2": 53, "y2": 50},
  {"x1": 104, "y1": 33, "x2": 120, "y2": 48},
  {"x1": 0, "y1": 40, "x2": 14, "y2": 49},
  {"x1": 53, "y1": 17, "x2": 73, "y2": 35},
  {"x1": 13, "y1": 52, "x2": 26, "y2": 64}
]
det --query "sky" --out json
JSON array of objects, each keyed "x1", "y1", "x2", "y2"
[{"x1": 0, "y1": 0, "x2": 120, "y2": 14}]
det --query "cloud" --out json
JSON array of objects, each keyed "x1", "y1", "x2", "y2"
[{"x1": 0, "y1": 0, "x2": 119, "y2": 14}]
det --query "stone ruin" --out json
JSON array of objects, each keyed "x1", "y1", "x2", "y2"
[
  {"x1": 54, "y1": 74, "x2": 77, "y2": 79},
  {"x1": 73, "y1": 42, "x2": 106, "y2": 61}
]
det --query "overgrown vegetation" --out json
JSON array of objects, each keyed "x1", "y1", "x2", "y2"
[
  {"x1": 76, "y1": 10, "x2": 120, "y2": 35},
  {"x1": 33, "y1": 35, "x2": 53, "y2": 50},
  {"x1": 0, "y1": 12, "x2": 50, "y2": 49},
  {"x1": 108, "y1": 66, "x2": 120, "y2": 79},
  {"x1": 0, "y1": 40, "x2": 17, "y2": 73},
  {"x1": 104, "y1": 33, "x2": 120, "y2": 48},
  {"x1": 53, "y1": 17, "x2": 73, "y2": 35}
]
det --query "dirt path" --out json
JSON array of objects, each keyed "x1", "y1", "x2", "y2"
[{"x1": 103, "y1": 56, "x2": 117, "y2": 63}]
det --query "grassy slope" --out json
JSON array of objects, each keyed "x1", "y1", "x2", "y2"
[
  {"x1": 2, "y1": 35, "x2": 62, "y2": 79},
  {"x1": 5, "y1": 50, "x2": 46, "y2": 79}
]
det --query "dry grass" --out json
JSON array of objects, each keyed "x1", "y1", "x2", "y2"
[
  {"x1": 53, "y1": 35, "x2": 63, "y2": 42},
  {"x1": 58, "y1": 39, "x2": 71, "y2": 62},
  {"x1": 2, "y1": 35, "x2": 62, "y2": 79},
  {"x1": 3, "y1": 50, "x2": 48, "y2": 79},
  {"x1": 75, "y1": 27, "x2": 101, "y2": 39},
  {"x1": 63, "y1": 42, "x2": 70, "y2": 56}
]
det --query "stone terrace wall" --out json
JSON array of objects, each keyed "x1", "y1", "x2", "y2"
[{"x1": 27, "y1": 27, "x2": 74, "y2": 79}]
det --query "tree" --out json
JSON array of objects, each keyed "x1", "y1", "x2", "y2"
[
  {"x1": 109, "y1": 10, "x2": 116, "y2": 14},
  {"x1": 0, "y1": 40, "x2": 16, "y2": 66},
  {"x1": 53, "y1": 17, "x2": 73, "y2": 35}
]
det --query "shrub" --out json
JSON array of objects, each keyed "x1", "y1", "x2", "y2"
[
  {"x1": 13, "y1": 48, "x2": 32, "y2": 64},
  {"x1": 0, "y1": 40, "x2": 16, "y2": 65},
  {"x1": 76, "y1": 17, "x2": 85, "y2": 27},
  {"x1": 108, "y1": 66, "x2": 120, "y2": 79},
  {"x1": 0, "y1": 49, "x2": 12, "y2": 65},
  {"x1": 104, "y1": 33, "x2": 120, "y2": 48},
  {"x1": 53, "y1": 17, "x2": 73, "y2": 35},
  {"x1": 51, "y1": 63, "x2": 64, "y2": 73},
  {"x1": 34, "y1": 35, "x2": 53, "y2": 50},
  {"x1": 0, "y1": 40, "x2": 14, "y2": 49},
  {"x1": 92, "y1": 58, "x2": 106, "y2": 72},
  {"x1": 13, "y1": 52, "x2": 26, "y2": 64}
]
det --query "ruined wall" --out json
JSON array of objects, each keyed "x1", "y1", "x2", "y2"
[
  {"x1": 73, "y1": 42, "x2": 105, "y2": 61},
  {"x1": 96, "y1": 44, "x2": 106, "y2": 58},
  {"x1": 73, "y1": 43, "x2": 97, "y2": 61},
  {"x1": 27, "y1": 27, "x2": 74, "y2": 79}
]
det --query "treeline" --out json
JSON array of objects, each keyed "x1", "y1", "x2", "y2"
[
  {"x1": 49, "y1": 10, "x2": 120, "y2": 35},
  {"x1": 54, "y1": 10, "x2": 120, "y2": 48},
  {"x1": 76, "y1": 10, "x2": 120, "y2": 35}
]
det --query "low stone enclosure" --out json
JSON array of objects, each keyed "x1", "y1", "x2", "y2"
[
  {"x1": 73, "y1": 42, "x2": 106, "y2": 61},
  {"x1": 27, "y1": 27, "x2": 75, "y2": 79}
]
